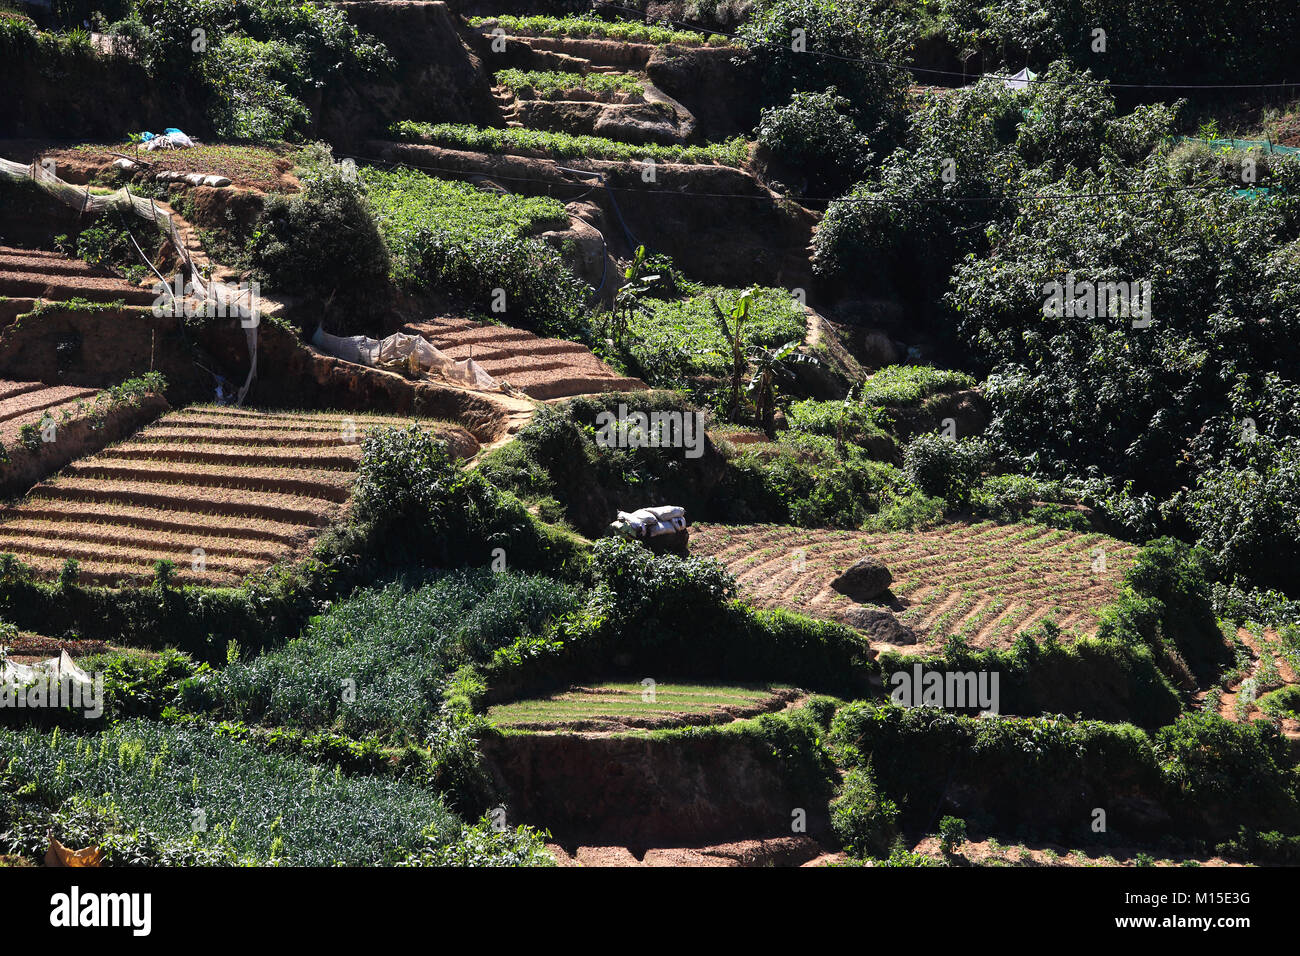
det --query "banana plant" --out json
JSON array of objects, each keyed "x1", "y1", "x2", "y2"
[
  {"x1": 610, "y1": 245, "x2": 659, "y2": 350},
  {"x1": 710, "y1": 288, "x2": 753, "y2": 422},
  {"x1": 747, "y1": 339, "x2": 820, "y2": 437}
]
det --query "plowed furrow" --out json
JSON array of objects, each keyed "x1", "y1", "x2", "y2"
[
  {"x1": 0, "y1": 535, "x2": 269, "y2": 574},
  {"x1": 134, "y1": 426, "x2": 363, "y2": 448},
  {"x1": 0, "y1": 504, "x2": 312, "y2": 545},
  {"x1": 63, "y1": 461, "x2": 353, "y2": 502},
  {"x1": 98, "y1": 443, "x2": 361, "y2": 470},
  {"x1": 28, "y1": 479, "x2": 333, "y2": 525},
  {"x1": 0, "y1": 521, "x2": 289, "y2": 563},
  {"x1": 10, "y1": 553, "x2": 239, "y2": 587}
]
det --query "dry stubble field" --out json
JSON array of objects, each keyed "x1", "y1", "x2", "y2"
[
  {"x1": 0, "y1": 404, "x2": 475, "y2": 587},
  {"x1": 690, "y1": 521, "x2": 1139, "y2": 649}
]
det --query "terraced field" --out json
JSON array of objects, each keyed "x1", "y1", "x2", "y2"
[
  {"x1": 488, "y1": 682, "x2": 798, "y2": 733},
  {"x1": 0, "y1": 245, "x2": 156, "y2": 306},
  {"x1": 0, "y1": 405, "x2": 477, "y2": 587},
  {"x1": 405, "y1": 317, "x2": 644, "y2": 400},
  {"x1": 690, "y1": 522, "x2": 1139, "y2": 649},
  {"x1": 0, "y1": 379, "x2": 101, "y2": 447}
]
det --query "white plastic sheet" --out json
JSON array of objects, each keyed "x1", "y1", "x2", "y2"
[{"x1": 311, "y1": 326, "x2": 498, "y2": 390}]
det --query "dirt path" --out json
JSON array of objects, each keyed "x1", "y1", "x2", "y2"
[
  {"x1": 1198, "y1": 627, "x2": 1300, "y2": 739},
  {"x1": 546, "y1": 836, "x2": 838, "y2": 867}
]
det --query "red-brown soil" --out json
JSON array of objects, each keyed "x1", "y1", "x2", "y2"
[
  {"x1": 0, "y1": 382, "x2": 100, "y2": 447},
  {"x1": 0, "y1": 405, "x2": 476, "y2": 587},
  {"x1": 905, "y1": 836, "x2": 1241, "y2": 868},
  {"x1": 0, "y1": 246, "x2": 156, "y2": 306},
  {"x1": 546, "y1": 836, "x2": 833, "y2": 867},
  {"x1": 406, "y1": 316, "x2": 644, "y2": 399},
  {"x1": 690, "y1": 521, "x2": 1138, "y2": 651}
]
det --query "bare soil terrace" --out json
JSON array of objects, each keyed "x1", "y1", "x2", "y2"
[
  {"x1": 0, "y1": 404, "x2": 475, "y2": 587},
  {"x1": 690, "y1": 521, "x2": 1138, "y2": 651},
  {"x1": 405, "y1": 316, "x2": 644, "y2": 400},
  {"x1": 0, "y1": 380, "x2": 100, "y2": 448},
  {"x1": 0, "y1": 245, "x2": 156, "y2": 306}
]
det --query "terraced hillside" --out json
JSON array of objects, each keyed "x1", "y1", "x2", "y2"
[
  {"x1": 405, "y1": 316, "x2": 644, "y2": 399},
  {"x1": 0, "y1": 245, "x2": 156, "y2": 306},
  {"x1": 0, "y1": 380, "x2": 100, "y2": 446},
  {"x1": 690, "y1": 522, "x2": 1139, "y2": 649},
  {"x1": 0, "y1": 405, "x2": 477, "y2": 587},
  {"x1": 489, "y1": 682, "x2": 798, "y2": 733}
]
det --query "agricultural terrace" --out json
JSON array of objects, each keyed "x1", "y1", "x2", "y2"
[
  {"x1": 57, "y1": 142, "x2": 298, "y2": 192},
  {"x1": 488, "y1": 683, "x2": 799, "y2": 733},
  {"x1": 628, "y1": 286, "x2": 808, "y2": 386},
  {"x1": 690, "y1": 522, "x2": 1138, "y2": 649},
  {"x1": 495, "y1": 69, "x2": 647, "y2": 102},
  {"x1": 0, "y1": 380, "x2": 100, "y2": 448},
  {"x1": 0, "y1": 406, "x2": 474, "y2": 587},
  {"x1": 467, "y1": 14, "x2": 733, "y2": 47},
  {"x1": 389, "y1": 121, "x2": 751, "y2": 166}
]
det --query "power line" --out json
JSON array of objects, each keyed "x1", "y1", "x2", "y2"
[{"x1": 556, "y1": 2, "x2": 1300, "y2": 91}]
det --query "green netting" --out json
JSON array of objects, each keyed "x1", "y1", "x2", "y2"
[{"x1": 1174, "y1": 136, "x2": 1300, "y2": 156}]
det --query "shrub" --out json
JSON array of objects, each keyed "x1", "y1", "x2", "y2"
[
  {"x1": 903, "y1": 434, "x2": 993, "y2": 504},
  {"x1": 938, "y1": 815, "x2": 968, "y2": 854},
  {"x1": 352, "y1": 424, "x2": 578, "y2": 572},
  {"x1": 830, "y1": 764, "x2": 900, "y2": 859},
  {"x1": 1015, "y1": 61, "x2": 1115, "y2": 171},
  {"x1": 755, "y1": 88, "x2": 869, "y2": 195},
  {"x1": 812, "y1": 78, "x2": 1019, "y2": 294},
  {"x1": 735, "y1": 0, "x2": 910, "y2": 143},
  {"x1": 486, "y1": 538, "x2": 877, "y2": 699},
  {"x1": 1155, "y1": 710, "x2": 1300, "y2": 833},
  {"x1": 1096, "y1": 538, "x2": 1230, "y2": 685},
  {"x1": 250, "y1": 144, "x2": 390, "y2": 314},
  {"x1": 829, "y1": 703, "x2": 1166, "y2": 834},
  {"x1": 209, "y1": 36, "x2": 312, "y2": 141}
]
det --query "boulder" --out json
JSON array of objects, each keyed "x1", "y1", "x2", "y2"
[
  {"x1": 842, "y1": 607, "x2": 916, "y2": 645},
  {"x1": 830, "y1": 556, "x2": 892, "y2": 601}
]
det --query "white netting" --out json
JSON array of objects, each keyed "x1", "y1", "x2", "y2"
[
  {"x1": 2, "y1": 154, "x2": 261, "y2": 403},
  {"x1": 311, "y1": 326, "x2": 498, "y2": 391},
  {"x1": 2, "y1": 155, "x2": 207, "y2": 290}
]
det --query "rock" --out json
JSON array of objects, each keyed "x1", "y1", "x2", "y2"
[
  {"x1": 513, "y1": 100, "x2": 686, "y2": 147},
  {"x1": 830, "y1": 556, "x2": 892, "y2": 601},
  {"x1": 842, "y1": 607, "x2": 916, "y2": 645},
  {"x1": 861, "y1": 330, "x2": 899, "y2": 369},
  {"x1": 540, "y1": 216, "x2": 610, "y2": 293}
]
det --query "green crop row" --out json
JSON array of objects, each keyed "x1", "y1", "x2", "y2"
[
  {"x1": 469, "y1": 14, "x2": 729, "y2": 47},
  {"x1": 495, "y1": 68, "x2": 645, "y2": 100},
  {"x1": 390, "y1": 121, "x2": 750, "y2": 166},
  {"x1": 0, "y1": 719, "x2": 551, "y2": 866}
]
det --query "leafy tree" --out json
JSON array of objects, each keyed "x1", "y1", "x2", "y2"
[
  {"x1": 735, "y1": 0, "x2": 911, "y2": 145},
  {"x1": 755, "y1": 88, "x2": 870, "y2": 196}
]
